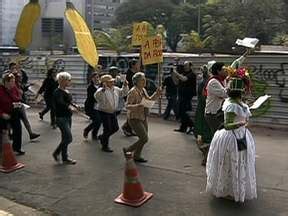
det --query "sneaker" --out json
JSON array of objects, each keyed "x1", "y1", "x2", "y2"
[
  {"x1": 30, "y1": 133, "x2": 40, "y2": 140},
  {"x1": 15, "y1": 150, "x2": 25, "y2": 155},
  {"x1": 134, "y1": 158, "x2": 148, "y2": 163},
  {"x1": 63, "y1": 158, "x2": 77, "y2": 165},
  {"x1": 173, "y1": 128, "x2": 186, "y2": 133},
  {"x1": 101, "y1": 147, "x2": 113, "y2": 153}
]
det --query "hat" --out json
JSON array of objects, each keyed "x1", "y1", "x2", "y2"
[
  {"x1": 109, "y1": 66, "x2": 120, "y2": 72},
  {"x1": 100, "y1": 74, "x2": 115, "y2": 83},
  {"x1": 228, "y1": 77, "x2": 245, "y2": 92}
]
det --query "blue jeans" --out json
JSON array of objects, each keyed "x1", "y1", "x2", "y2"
[{"x1": 54, "y1": 117, "x2": 72, "y2": 161}]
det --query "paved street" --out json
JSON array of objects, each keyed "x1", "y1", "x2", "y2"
[{"x1": 0, "y1": 109, "x2": 288, "y2": 216}]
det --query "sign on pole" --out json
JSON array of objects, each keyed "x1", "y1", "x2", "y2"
[
  {"x1": 132, "y1": 22, "x2": 149, "y2": 46},
  {"x1": 141, "y1": 35, "x2": 163, "y2": 65}
]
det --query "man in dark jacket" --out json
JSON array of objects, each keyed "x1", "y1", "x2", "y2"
[
  {"x1": 172, "y1": 61, "x2": 197, "y2": 133},
  {"x1": 162, "y1": 69, "x2": 179, "y2": 120}
]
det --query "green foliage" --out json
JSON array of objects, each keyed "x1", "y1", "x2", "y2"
[
  {"x1": 272, "y1": 33, "x2": 288, "y2": 46},
  {"x1": 94, "y1": 26, "x2": 133, "y2": 54},
  {"x1": 180, "y1": 30, "x2": 211, "y2": 51},
  {"x1": 113, "y1": 0, "x2": 288, "y2": 52},
  {"x1": 248, "y1": 70, "x2": 271, "y2": 117}
]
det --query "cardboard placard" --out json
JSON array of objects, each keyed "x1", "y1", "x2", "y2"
[
  {"x1": 132, "y1": 22, "x2": 149, "y2": 46},
  {"x1": 141, "y1": 35, "x2": 163, "y2": 65}
]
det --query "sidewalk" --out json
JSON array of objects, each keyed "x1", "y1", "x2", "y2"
[{"x1": 0, "y1": 196, "x2": 50, "y2": 216}]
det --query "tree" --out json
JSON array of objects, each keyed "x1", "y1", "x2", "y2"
[
  {"x1": 94, "y1": 26, "x2": 133, "y2": 55},
  {"x1": 179, "y1": 30, "x2": 211, "y2": 52},
  {"x1": 202, "y1": 14, "x2": 245, "y2": 51},
  {"x1": 166, "y1": 3, "x2": 198, "y2": 51},
  {"x1": 272, "y1": 33, "x2": 288, "y2": 46},
  {"x1": 113, "y1": 0, "x2": 174, "y2": 27}
]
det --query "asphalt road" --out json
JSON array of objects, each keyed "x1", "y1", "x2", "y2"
[{"x1": 0, "y1": 109, "x2": 287, "y2": 216}]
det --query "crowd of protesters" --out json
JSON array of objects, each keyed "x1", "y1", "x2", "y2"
[{"x1": 0, "y1": 52, "x2": 257, "y2": 202}]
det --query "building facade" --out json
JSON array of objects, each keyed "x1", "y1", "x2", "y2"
[
  {"x1": 30, "y1": 0, "x2": 85, "y2": 51},
  {"x1": 85, "y1": 0, "x2": 127, "y2": 31},
  {"x1": 0, "y1": 0, "x2": 28, "y2": 46}
]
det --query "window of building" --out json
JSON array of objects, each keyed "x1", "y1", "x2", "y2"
[{"x1": 41, "y1": 18, "x2": 63, "y2": 37}]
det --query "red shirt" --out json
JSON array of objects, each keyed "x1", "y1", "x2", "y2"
[{"x1": 0, "y1": 85, "x2": 21, "y2": 118}]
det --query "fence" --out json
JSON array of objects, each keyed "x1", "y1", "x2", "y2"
[{"x1": 0, "y1": 53, "x2": 287, "y2": 127}]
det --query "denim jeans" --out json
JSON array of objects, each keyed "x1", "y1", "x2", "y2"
[{"x1": 54, "y1": 117, "x2": 72, "y2": 161}]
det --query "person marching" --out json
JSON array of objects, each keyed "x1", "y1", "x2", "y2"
[
  {"x1": 123, "y1": 72, "x2": 162, "y2": 163},
  {"x1": 95, "y1": 74, "x2": 129, "y2": 152},
  {"x1": 204, "y1": 62, "x2": 228, "y2": 135},
  {"x1": 52, "y1": 72, "x2": 77, "y2": 165},
  {"x1": 194, "y1": 64, "x2": 213, "y2": 166},
  {"x1": 0, "y1": 73, "x2": 24, "y2": 155},
  {"x1": 83, "y1": 72, "x2": 101, "y2": 140},
  {"x1": 206, "y1": 67, "x2": 257, "y2": 202},
  {"x1": 9, "y1": 63, "x2": 40, "y2": 140},
  {"x1": 36, "y1": 68, "x2": 58, "y2": 129}
]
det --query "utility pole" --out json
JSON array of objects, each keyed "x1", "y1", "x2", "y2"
[{"x1": 197, "y1": 0, "x2": 201, "y2": 35}]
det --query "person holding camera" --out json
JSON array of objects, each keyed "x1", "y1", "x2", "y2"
[
  {"x1": 0, "y1": 73, "x2": 24, "y2": 155},
  {"x1": 206, "y1": 72, "x2": 257, "y2": 202},
  {"x1": 172, "y1": 61, "x2": 197, "y2": 133}
]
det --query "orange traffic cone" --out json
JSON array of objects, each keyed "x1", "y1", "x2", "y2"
[
  {"x1": 0, "y1": 130, "x2": 24, "y2": 173},
  {"x1": 114, "y1": 152, "x2": 153, "y2": 207}
]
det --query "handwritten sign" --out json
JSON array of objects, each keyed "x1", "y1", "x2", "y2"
[
  {"x1": 132, "y1": 22, "x2": 149, "y2": 46},
  {"x1": 141, "y1": 35, "x2": 163, "y2": 65}
]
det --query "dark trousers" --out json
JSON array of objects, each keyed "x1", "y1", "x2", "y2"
[
  {"x1": 11, "y1": 118, "x2": 22, "y2": 151},
  {"x1": 98, "y1": 111, "x2": 119, "y2": 147},
  {"x1": 178, "y1": 97, "x2": 194, "y2": 131},
  {"x1": 19, "y1": 106, "x2": 33, "y2": 135},
  {"x1": 163, "y1": 95, "x2": 178, "y2": 119},
  {"x1": 84, "y1": 110, "x2": 102, "y2": 138},
  {"x1": 40, "y1": 97, "x2": 56, "y2": 126},
  {"x1": 54, "y1": 117, "x2": 72, "y2": 161}
]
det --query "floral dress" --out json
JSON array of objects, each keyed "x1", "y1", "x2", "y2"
[{"x1": 206, "y1": 99, "x2": 257, "y2": 202}]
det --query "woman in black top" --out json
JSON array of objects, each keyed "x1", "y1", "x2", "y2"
[
  {"x1": 36, "y1": 68, "x2": 58, "y2": 128},
  {"x1": 52, "y1": 72, "x2": 76, "y2": 165},
  {"x1": 83, "y1": 72, "x2": 101, "y2": 140}
]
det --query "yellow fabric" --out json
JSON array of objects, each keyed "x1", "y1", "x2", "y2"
[
  {"x1": 15, "y1": 0, "x2": 41, "y2": 49},
  {"x1": 65, "y1": 2, "x2": 99, "y2": 68}
]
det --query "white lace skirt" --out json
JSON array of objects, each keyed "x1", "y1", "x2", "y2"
[{"x1": 206, "y1": 127, "x2": 257, "y2": 202}]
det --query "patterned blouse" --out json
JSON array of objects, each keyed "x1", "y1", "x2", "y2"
[{"x1": 126, "y1": 87, "x2": 149, "y2": 121}]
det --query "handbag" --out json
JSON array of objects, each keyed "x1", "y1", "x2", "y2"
[{"x1": 232, "y1": 129, "x2": 247, "y2": 151}]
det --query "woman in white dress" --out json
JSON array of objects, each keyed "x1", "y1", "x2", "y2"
[{"x1": 206, "y1": 74, "x2": 257, "y2": 202}]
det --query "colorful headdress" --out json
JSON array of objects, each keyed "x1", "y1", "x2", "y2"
[{"x1": 225, "y1": 66, "x2": 251, "y2": 93}]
